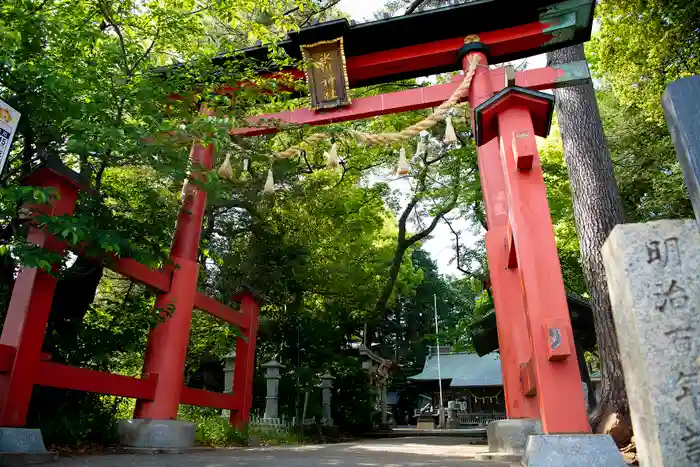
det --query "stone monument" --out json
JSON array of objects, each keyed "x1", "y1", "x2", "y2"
[
  {"x1": 319, "y1": 372, "x2": 335, "y2": 427},
  {"x1": 446, "y1": 401, "x2": 459, "y2": 429},
  {"x1": 262, "y1": 359, "x2": 285, "y2": 422},
  {"x1": 597, "y1": 75, "x2": 700, "y2": 467},
  {"x1": 604, "y1": 220, "x2": 700, "y2": 466},
  {"x1": 663, "y1": 76, "x2": 700, "y2": 222},
  {"x1": 0, "y1": 428, "x2": 57, "y2": 464},
  {"x1": 221, "y1": 350, "x2": 235, "y2": 419}
]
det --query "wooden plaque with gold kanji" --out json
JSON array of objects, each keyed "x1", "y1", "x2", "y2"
[{"x1": 301, "y1": 37, "x2": 351, "y2": 110}]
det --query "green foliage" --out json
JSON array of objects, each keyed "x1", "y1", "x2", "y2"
[
  {"x1": 596, "y1": 90, "x2": 693, "y2": 222},
  {"x1": 248, "y1": 425, "x2": 301, "y2": 446},
  {"x1": 589, "y1": 0, "x2": 700, "y2": 124},
  {"x1": 29, "y1": 392, "x2": 123, "y2": 447},
  {"x1": 179, "y1": 406, "x2": 248, "y2": 447}
]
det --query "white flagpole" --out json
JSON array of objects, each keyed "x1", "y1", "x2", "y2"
[{"x1": 434, "y1": 294, "x2": 444, "y2": 428}]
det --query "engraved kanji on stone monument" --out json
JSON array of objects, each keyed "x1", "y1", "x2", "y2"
[
  {"x1": 301, "y1": 37, "x2": 351, "y2": 110},
  {"x1": 603, "y1": 220, "x2": 700, "y2": 467}
]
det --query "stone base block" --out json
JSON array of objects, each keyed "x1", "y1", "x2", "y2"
[
  {"x1": 488, "y1": 419, "x2": 541, "y2": 453},
  {"x1": 0, "y1": 428, "x2": 50, "y2": 454},
  {"x1": 117, "y1": 419, "x2": 195, "y2": 450},
  {"x1": 0, "y1": 428, "x2": 56, "y2": 467},
  {"x1": 522, "y1": 434, "x2": 626, "y2": 466},
  {"x1": 446, "y1": 418, "x2": 460, "y2": 429}
]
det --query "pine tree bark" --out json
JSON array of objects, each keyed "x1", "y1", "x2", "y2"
[{"x1": 547, "y1": 44, "x2": 629, "y2": 430}]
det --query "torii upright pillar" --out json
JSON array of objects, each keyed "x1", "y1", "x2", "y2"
[
  {"x1": 463, "y1": 42, "x2": 588, "y2": 433},
  {"x1": 466, "y1": 49, "x2": 540, "y2": 424},
  {"x1": 462, "y1": 42, "x2": 625, "y2": 465},
  {"x1": 121, "y1": 137, "x2": 216, "y2": 448}
]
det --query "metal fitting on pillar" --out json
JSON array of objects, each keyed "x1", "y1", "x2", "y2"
[{"x1": 457, "y1": 36, "x2": 490, "y2": 66}]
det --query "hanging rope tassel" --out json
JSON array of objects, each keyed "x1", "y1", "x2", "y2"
[
  {"x1": 396, "y1": 147, "x2": 410, "y2": 175},
  {"x1": 263, "y1": 168, "x2": 275, "y2": 194},
  {"x1": 415, "y1": 139, "x2": 426, "y2": 158},
  {"x1": 274, "y1": 54, "x2": 481, "y2": 158},
  {"x1": 326, "y1": 142, "x2": 340, "y2": 169},
  {"x1": 444, "y1": 115, "x2": 458, "y2": 144},
  {"x1": 218, "y1": 154, "x2": 234, "y2": 180}
]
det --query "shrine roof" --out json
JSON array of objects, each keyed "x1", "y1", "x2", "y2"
[
  {"x1": 408, "y1": 352, "x2": 503, "y2": 387},
  {"x1": 214, "y1": 0, "x2": 595, "y2": 87}
]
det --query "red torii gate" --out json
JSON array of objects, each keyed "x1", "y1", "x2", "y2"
[
  {"x1": 0, "y1": 0, "x2": 598, "y2": 451},
  {"x1": 0, "y1": 153, "x2": 260, "y2": 435},
  {"x1": 229, "y1": 3, "x2": 593, "y2": 433}
]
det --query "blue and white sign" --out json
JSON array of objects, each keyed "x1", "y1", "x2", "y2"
[{"x1": 0, "y1": 99, "x2": 21, "y2": 175}]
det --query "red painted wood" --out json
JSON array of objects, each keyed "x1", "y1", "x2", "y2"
[
  {"x1": 171, "y1": 143, "x2": 214, "y2": 261},
  {"x1": 193, "y1": 293, "x2": 249, "y2": 330},
  {"x1": 511, "y1": 67, "x2": 565, "y2": 92},
  {"x1": 135, "y1": 135, "x2": 215, "y2": 421},
  {"x1": 0, "y1": 168, "x2": 80, "y2": 427},
  {"x1": 233, "y1": 79, "x2": 463, "y2": 137},
  {"x1": 135, "y1": 258, "x2": 200, "y2": 420},
  {"x1": 466, "y1": 53, "x2": 539, "y2": 420},
  {"x1": 112, "y1": 258, "x2": 171, "y2": 293},
  {"x1": 512, "y1": 129, "x2": 536, "y2": 170},
  {"x1": 230, "y1": 293, "x2": 259, "y2": 429},
  {"x1": 35, "y1": 362, "x2": 157, "y2": 400},
  {"x1": 478, "y1": 92, "x2": 554, "y2": 145},
  {"x1": 544, "y1": 318, "x2": 573, "y2": 361},
  {"x1": 0, "y1": 345, "x2": 13, "y2": 374},
  {"x1": 180, "y1": 387, "x2": 241, "y2": 411},
  {"x1": 233, "y1": 66, "x2": 565, "y2": 138},
  {"x1": 496, "y1": 104, "x2": 589, "y2": 433},
  {"x1": 346, "y1": 21, "x2": 550, "y2": 86},
  {"x1": 65, "y1": 246, "x2": 172, "y2": 293},
  {"x1": 218, "y1": 69, "x2": 306, "y2": 95},
  {"x1": 0, "y1": 345, "x2": 51, "y2": 374}
]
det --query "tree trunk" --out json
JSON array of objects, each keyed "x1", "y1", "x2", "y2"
[
  {"x1": 45, "y1": 257, "x2": 104, "y2": 364},
  {"x1": 547, "y1": 44, "x2": 629, "y2": 430}
]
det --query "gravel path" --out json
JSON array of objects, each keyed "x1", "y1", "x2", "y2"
[{"x1": 54, "y1": 437, "x2": 516, "y2": 467}]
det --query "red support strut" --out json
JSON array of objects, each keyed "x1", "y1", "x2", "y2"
[
  {"x1": 495, "y1": 104, "x2": 589, "y2": 433},
  {"x1": 0, "y1": 168, "x2": 81, "y2": 426}
]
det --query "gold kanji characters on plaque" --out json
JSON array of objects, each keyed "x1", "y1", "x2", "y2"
[{"x1": 301, "y1": 37, "x2": 351, "y2": 110}]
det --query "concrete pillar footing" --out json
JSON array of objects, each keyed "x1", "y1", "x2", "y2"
[
  {"x1": 0, "y1": 428, "x2": 57, "y2": 466},
  {"x1": 488, "y1": 419, "x2": 541, "y2": 454},
  {"x1": 117, "y1": 419, "x2": 195, "y2": 450},
  {"x1": 522, "y1": 434, "x2": 626, "y2": 466}
]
